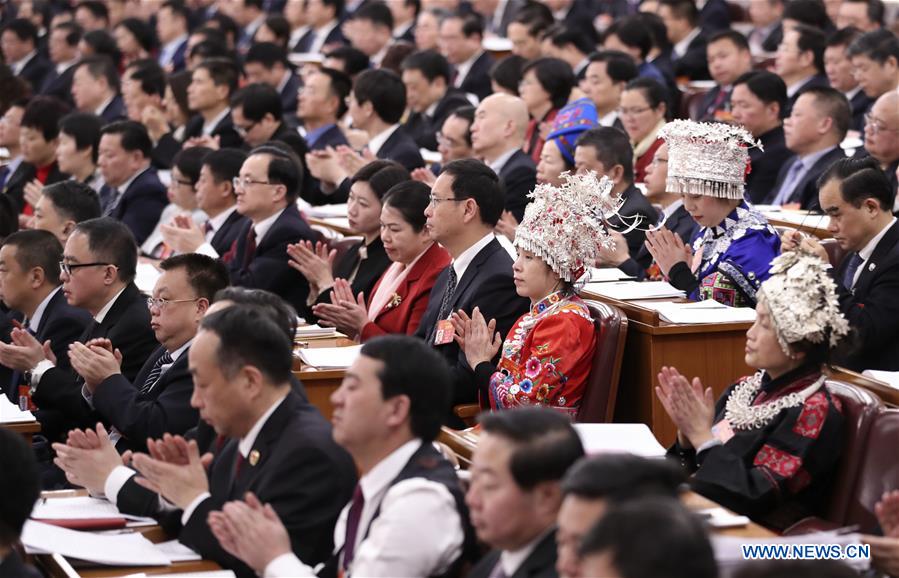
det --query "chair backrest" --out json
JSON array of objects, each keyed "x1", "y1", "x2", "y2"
[
  {"x1": 820, "y1": 238, "x2": 847, "y2": 270},
  {"x1": 822, "y1": 379, "x2": 883, "y2": 526},
  {"x1": 327, "y1": 236, "x2": 363, "y2": 266},
  {"x1": 846, "y1": 408, "x2": 899, "y2": 532},
  {"x1": 576, "y1": 299, "x2": 628, "y2": 423},
  {"x1": 681, "y1": 89, "x2": 710, "y2": 121}
]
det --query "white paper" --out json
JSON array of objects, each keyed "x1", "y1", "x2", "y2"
[
  {"x1": 31, "y1": 496, "x2": 155, "y2": 524},
  {"x1": 305, "y1": 203, "x2": 348, "y2": 218},
  {"x1": 137, "y1": 572, "x2": 237, "y2": 578},
  {"x1": 22, "y1": 520, "x2": 172, "y2": 566},
  {"x1": 295, "y1": 324, "x2": 340, "y2": 338},
  {"x1": 155, "y1": 540, "x2": 202, "y2": 562},
  {"x1": 135, "y1": 262, "x2": 162, "y2": 294},
  {"x1": 584, "y1": 268, "x2": 636, "y2": 283},
  {"x1": 0, "y1": 394, "x2": 35, "y2": 423},
  {"x1": 296, "y1": 344, "x2": 363, "y2": 369},
  {"x1": 862, "y1": 369, "x2": 899, "y2": 389},
  {"x1": 582, "y1": 281, "x2": 685, "y2": 300},
  {"x1": 655, "y1": 301, "x2": 756, "y2": 324},
  {"x1": 697, "y1": 507, "x2": 750, "y2": 528},
  {"x1": 712, "y1": 530, "x2": 870, "y2": 573},
  {"x1": 573, "y1": 423, "x2": 667, "y2": 458}
]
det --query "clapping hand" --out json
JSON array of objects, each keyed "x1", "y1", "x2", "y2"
[
  {"x1": 287, "y1": 240, "x2": 336, "y2": 295},
  {"x1": 311, "y1": 278, "x2": 368, "y2": 339},
  {"x1": 160, "y1": 214, "x2": 206, "y2": 254},
  {"x1": 208, "y1": 492, "x2": 292, "y2": 575},
  {"x1": 655, "y1": 366, "x2": 715, "y2": 449},
  {"x1": 52, "y1": 423, "x2": 124, "y2": 495},
  {"x1": 131, "y1": 435, "x2": 213, "y2": 509},
  {"x1": 645, "y1": 228, "x2": 693, "y2": 277},
  {"x1": 459, "y1": 307, "x2": 502, "y2": 368}
]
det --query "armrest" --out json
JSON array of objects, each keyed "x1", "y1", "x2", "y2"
[{"x1": 453, "y1": 403, "x2": 482, "y2": 427}]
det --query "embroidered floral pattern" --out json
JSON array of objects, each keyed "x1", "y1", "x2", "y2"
[{"x1": 753, "y1": 444, "x2": 803, "y2": 479}]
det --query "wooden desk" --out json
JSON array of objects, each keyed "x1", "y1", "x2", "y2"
[
  {"x1": 765, "y1": 212, "x2": 832, "y2": 240},
  {"x1": 2, "y1": 419, "x2": 40, "y2": 443},
  {"x1": 292, "y1": 336, "x2": 355, "y2": 419},
  {"x1": 578, "y1": 291, "x2": 753, "y2": 446}
]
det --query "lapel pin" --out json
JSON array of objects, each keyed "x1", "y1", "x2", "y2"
[
  {"x1": 249, "y1": 450, "x2": 260, "y2": 466},
  {"x1": 869, "y1": 263, "x2": 876, "y2": 272}
]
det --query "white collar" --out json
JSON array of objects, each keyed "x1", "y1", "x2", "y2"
[
  {"x1": 368, "y1": 124, "x2": 401, "y2": 156},
  {"x1": 289, "y1": 25, "x2": 310, "y2": 49},
  {"x1": 674, "y1": 27, "x2": 701, "y2": 59},
  {"x1": 28, "y1": 286, "x2": 62, "y2": 332},
  {"x1": 167, "y1": 337, "x2": 193, "y2": 363},
  {"x1": 371, "y1": 43, "x2": 390, "y2": 67},
  {"x1": 162, "y1": 34, "x2": 188, "y2": 56},
  {"x1": 393, "y1": 21, "x2": 414, "y2": 39},
  {"x1": 452, "y1": 232, "x2": 495, "y2": 281},
  {"x1": 276, "y1": 70, "x2": 292, "y2": 94},
  {"x1": 359, "y1": 439, "x2": 423, "y2": 501},
  {"x1": 843, "y1": 86, "x2": 862, "y2": 102},
  {"x1": 860, "y1": 217, "x2": 896, "y2": 262},
  {"x1": 238, "y1": 393, "x2": 288, "y2": 458},
  {"x1": 492, "y1": 0, "x2": 510, "y2": 30},
  {"x1": 315, "y1": 19, "x2": 339, "y2": 35},
  {"x1": 11, "y1": 50, "x2": 37, "y2": 75},
  {"x1": 94, "y1": 286, "x2": 128, "y2": 323},
  {"x1": 115, "y1": 165, "x2": 150, "y2": 194},
  {"x1": 488, "y1": 147, "x2": 519, "y2": 174},
  {"x1": 499, "y1": 528, "x2": 552, "y2": 577},
  {"x1": 252, "y1": 207, "x2": 286, "y2": 245},
  {"x1": 425, "y1": 100, "x2": 440, "y2": 118},
  {"x1": 310, "y1": 20, "x2": 339, "y2": 53},
  {"x1": 598, "y1": 109, "x2": 619, "y2": 127},
  {"x1": 203, "y1": 107, "x2": 231, "y2": 136},
  {"x1": 454, "y1": 51, "x2": 483, "y2": 87},
  {"x1": 246, "y1": 15, "x2": 266, "y2": 36},
  {"x1": 56, "y1": 57, "x2": 79, "y2": 75},
  {"x1": 94, "y1": 94, "x2": 115, "y2": 117},
  {"x1": 207, "y1": 205, "x2": 238, "y2": 233},
  {"x1": 661, "y1": 198, "x2": 685, "y2": 221},
  {"x1": 786, "y1": 75, "x2": 815, "y2": 98}
]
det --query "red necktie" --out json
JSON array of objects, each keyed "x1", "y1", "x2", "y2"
[
  {"x1": 343, "y1": 484, "x2": 365, "y2": 569},
  {"x1": 242, "y1": 228, "x2": 257, "y2": 269}
]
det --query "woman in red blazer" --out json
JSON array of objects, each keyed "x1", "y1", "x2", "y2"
[{"x1": 312, "y1": 181, "x2": 450, "y2": 340}]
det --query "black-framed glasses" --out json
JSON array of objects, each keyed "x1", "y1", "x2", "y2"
[
  {"x1": 234, "y1": 121, "x2": 258, "y2": 137},
  {"x1": 59, "y1": 261, "x2": 113, "y2": 276}
]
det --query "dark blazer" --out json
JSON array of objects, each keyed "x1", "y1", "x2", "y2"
[
  {"x1": 174, "y1": 391, "x2": 357, "y2": 578},
  {"x1": 31, "y1": 283, "x2": 159, "y2": 441},
  {"x1": 457, "y1": 51, "x2": 495, "y2": 103},
  {"x1": 834, "y1": 220, "x2": 899, "y2": 372},
  {"x1": 696, "y1": 85, "x2": 731, "y2": 122},
  {"x1": 313, "y1": 236, "x2": 392, "y2": 309},
  {"x1": 38, "y1": 63, "x2": 76, "y2": 104},
  {"x1": 849, "y1": 89, "x2": 873, "y2": 133},
  {"x1": 210, "y1": 208, "x2": 249, "y2": 257},
  {"x1": 360, "y1": 242, "x2": 452, "y2": 341},
  {"x1": 673, "y1": 31, "x2": 710, "y2": 81},
  {"x1": 699, "y1": 0, "x2": 731, "y2": 32},
  {"x1": 760, "y1": 23, "x2": 783, "y2": 53},
  {"x1": 183, "y1": 111, "x2": 245, "y2": 150},
  {"x1": 3, "y1": 289, "x2": 92, "y2": 405},
  {"x1": 107, "y1": 168, "x2": 169, "y2": 245},
  {"x1": 100, "y1": 94, "x2": 127, "y2": 124},
  {"x1": 91, "y1": 344, "x2": 198, "y2": 454},
  {"x1": 293, "y1": 24, "x2": 347, "y2": 53},
  {"x1": 468, "y1": 530, "x2": 558, "y2": 578},
  {"x1": 783, "y1": 74, "x2": 829, "y2": 118},
  {"x1": 766, "y1": 146, "x2": 845, "y2": 210},
  {"x1": 162, "y1": 39, "x2": 188, "y2": 73},
  {"x1": 378, "y1": 125, "x2": 425, "y2": 171},
  {"x1": 17, "y1": 53, "x2": 52, "y2": 92},
  {"x1": 2, "y1": 161, "x2": 68, "y2": 213},
  {"x1": 308, "y1": 123, "x2": 348, "y2": 151},
  {"x1": 302, "y1": 124, "x2": 350, "y2": 206},
  {"x1": 489, "y1": 0, "x2": 526, "y2": 37},
  {"x1": 151, "y1": 131, "x2": 184, "y2": 170},
  {"x1": 610, "y1": 184, "x2": 659, "y2": 260},
  {"x1": 499, "y1": 149, "x2": 538, "y2": 223},
  {"x1": 746, "y1": 126, "x2": 793, "y2": 205},
  {"x1": 0, "y1": 550, "x2": 42, "y2": 578},
  {"x1": 561, "y1": 0, "x2": 600, "y2": 43},
  {"x1": 405, "y1": 89, "x2": 471, "y2": 151},
  {"x1": 415, "y1": 238, "x2": 529, "y2": 411},
  {"x1": 620, "y1": 203, "x2": 697, "y2": 279},
  {"x1": 280, "y1": 71, "x2": 302, "y2": 115},
  {"x1": 226, "y1": 204, "x2": 317, "y2": 318},
  {"x1": 270, "y1": 121, "x2": 308, "y2": 160}
]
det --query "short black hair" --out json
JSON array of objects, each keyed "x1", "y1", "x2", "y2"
[
  {"x1": 401, "y1": 49, "x2": 452, "y2": 84},
  {"x1": 818, "y1": 156, "x2": 894, "y2": 212},
  {"x1": 826, "y1": 26, "x2": 863, "y2": 49},
  {"x1": 546, "y1": 24, "x2": 594, "y2": 56},
  {"x1": 76, "y1": 0, "x2": 109, "y2": 23},
  {"x1": 509, "y1": 2, "x2": 553, "y2": 38},
  {"x1": 101, "y1": 120, "x2": 153, "y2": 159},
  {"x1": 625, "y1": 77, "x2": 670, "y2": 117},
  {"x1": 708, "y1": 28, "x2": 751, "y2": 51},
  {"x1": 117, "y1": 17, "x2": 157, "y2": 54},
  {"x1": 734, "y1": 560, "x2": 859, "y2": 578},
  {"x1": 0, "y1": 428, "x2": 39, "y2": 546},
  {"x1": 798, "y1": 85, "x2": 851, "y2": 139},
  {"x1": 77, "y1": 55, "x2": 120, "y2": 92},
  {"x1": 173, "y1": 146, "x2": 212, "y2": 186},
  {"x1": 604, "y1": 16, "x2": 653, "y2": 60},
  {"x1": 52, "y1": 21, "x2": 83, "y2": 47},
  {"x1": 203, "y1": 148, "x2": 247, "y2": 190},
  {"x1": 353, "y1": 69, "x2": 407, "y2": 124},
  {"x1": 209, "y1": 12, "x2": 240, "y2": 46},
  {"x1": 521, "y1": 57, "x2": 575, "y2": 109},
  {"x1": 659, "y1": 0, "x2": 699, "y2": 26},
  {"x1": 448, "y1": 105, "x2": 476, "y2": 147},
  {"x1": 783, "y1": 0, "x2": 832, "y2": 29},
  {"x1": 360, "y1": 335, "x2": 450, "y2": 441},
  {"x1": 576, "y1": 126, "x2": 635, "y2": 183},
  {"x1": 195, "y1": 57, "x2": 241, "y2": 96},
  {"x1": 489, "y1": 54, "x2": 526, "y2": 96},
  {"x1": 846, "y1": 28, "x2": 899, "y2": 64},
  {"x1": 578, "y1": 497, "x2": 717, "y2": 578},
  {"x1": 160, "y1": 0, "x2": 191, "y2": 23},
  {"x1": 587, "y1": 50, "x2": 639, "y2": 84},
  {"x1": 249, "y1": 143, "x2": 303, "y2": 202},
  {"x1": 441, "y1": 159, "x2": 505, "y2": 227},
  {"x1": 59, "y1": 112, "x2": 102, "y2": 163},
  {"x1": 244, "y1": 41, "x2": 288, "y2": 69},
  {"x1": 317, "y1": 67, "x2": 353, "y2": 118},
  {"x1": 72, "y1": 217, "x2": 138, "y2": 283},
  {"x1": 792, "y1": 24, "x2": 827, "y2": 74},
  {"x1": 843, "y1": 0, "x2": 885, "y2": 27},
  {"x1": 190, "y1": 38, "x2": 231, "y2": 62},
  {"x1": 125, "y1": 59, "x2": 166, "y2": 98},
  {"x1": 259, "y1": 15, "x2": 291, "y2": 46},
  {"x1": 213, "y1": 287, "x2": 299, "y2": 343},
  {"x1": 351, "y1": 160, "x2": 411, "y2": 201},
  {"x1": 159, "y1": 253, "x2": 230, "y2": 302},
  {"x1": 232, "y1": 83, "x2": 283, "y2": 122},
  {"x1": 320, "y1": 0, "x2": 346, "y2": 18},
  {"x1": 561, "y1": 454, "x2": 685, "y2": 501},
  {"x1": 479, "y1": 407, "x2": 585, "y2": 490},
  {"x1": 40, "y1": 180, "x2": 101, "y2": 224},
  {"x1": 81, "y1": 30, "x2": 121, "y2": 65},
  {"x1": 21, "y1": 96, "x2": 71, "y2": 141},
  {"x1": 199, "y1": 305, "x2": 293, "y2": 384},
  {"x1": 353, "y1": 1, "x2": 394, "y2": 29},
  {"x1": 383, "y1": 180, "x2": 430, "y2": 232},
  {"x1": 638, "y1": 11, "x2": 673, "y2": 53},
  {"x1": 733, "y1": 70, "x2": 788, "y2": 114},
  {"x1": 446, "y1": 11, "x2": 484, "y2": 39},
  {"x1": 3, "y1": 18, "x2": 39, "y2": 45},
  {"x1": 2, "y1": 229, "x2": 64, "y2": 285},
  {"x1": 324, "y1": 46, "x2": 371, "y2": 77}
]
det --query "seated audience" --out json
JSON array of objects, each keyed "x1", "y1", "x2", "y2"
[
  {"x1": 297, "y1": 68, "x2": 351, "y2": 152},
  {"x1": 769, "y1": 87, "x2": 850, "y2": 210},
  {"x1": 0, "y1": 428, "x2": 42, "y2": 578},
  {"x1": 619, "y1": 78, "x2": 668, "y2": 183},
  {"x1": 659, "y1": 0, "x2": 710, "y2": 81},
  {"x1": 862, "y1": 91, "x2": 899, "y2": 196},
  {"x1": 697, "y1": 30, "x2": 753, "y2": 122},
  {"x1": 847, "y1": 29, "x2": 899, "y2": 103},
  {"x1": 775, "y1": 24, "x2": 829, "y2": 117},
  {"x1": 243, "y1": 42, "x2": 301, "y2": 116},
  {"x1": 121, "y1": 59, "x2": 166, "y2": 126},
  {"x1": 467, "y1": 407, "x2": 585, "y2": 578},
  {"x1": 747, "y1": 0, "x2": 785, "y2": 54},
  {"x1": 115, "y1": 18, "x2": 156, "y2": 68},
  {"x1": 145, "y1": 69, "x2": 194, "y2": 170},
  {"x1": 32, "y1": 181, "x2": 102, "y2": 246},
  {"x1": 0, "y1": 102, "x2": 26, "y2": 193},
  {"x1": 602, "y1": 16, "x2": 668, "y2": 85},
  {"x1": 440, "y1": 12, "x2": 494, "y2": 103},
  {"x1": 582, "y1": 51, "x2": 638, "y2": 132},
  {"x1": 345, "y1": 2, "x2": 394, "y2": 67},
  {"x1": 662, "y1": 250, "x2": 847, "y2": 530},
  {"x1": 537, "y1": 98, "x2": 598, "y2": 187},
  {"x1": 183, "y1": 58, "x2": 244, "y2": 150},
  {"x1": 836, "y1": 0, "x2": 884, "y2": 31},
  {"x1": 155, "y1": 0, "x2": 189, "y2": 72},
  {"x1": 542, "y1": 25, "x2": 594, "y2": 81},
  {"x1": 489, "y1": 54, "x2": 526, "y2": 97},
  {"x1": 40, "y1": 21, "x2": 81, "y2": 104},
  {"x1": 207, "y1": 335, "x2": 476, "y2": 577},
  {"x1": 230, "y1": 83, "x2": 306, "y2": 159},
  {"x1": 2, "y1": 18, "x2": 51, "y2": 93},
  {"x1": 322, "y1": 46, "x2": 371, "y2": 78},
  {"x1": 71, "y1": 56, "x2": 126, "y2": 124},
  {"x1": 506, "y1": 3, "x2": 553, "y2": 61},
  {"x1": 414, "y1": 7, "x2": 446, "y2": 52},
  {"x1": 401, "y1": 50, "x2": 470, "y2": 152},
  {"x1": 293, "y1": 0, "x2": 345, "y2": 53},
  {"x1": 56, "y1": 112, "x2": 104, "y2": 193},
  {"x1": 519, "y1": 58, "x2": 575, "y2": 164},
  {"x1": 826, "y1": 27, "x2": 871, "y2": 133},
  {"x1": 647, "y1": 120, "x2": 780, "y2": 308}
]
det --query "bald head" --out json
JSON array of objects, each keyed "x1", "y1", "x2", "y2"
[
  {"x1": 865, "y1": 91, "x2": 899, "y2": 165},
  {"x1": 471, "y1": 93, "x2": 530, "y2": 161}
]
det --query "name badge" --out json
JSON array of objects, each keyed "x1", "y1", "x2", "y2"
[
  {"x1": 434, "y1": 319, "x2": 455, "y2": 345},
  {"x1": 711, "y1": 419, "x2": 735, "y2": 444}
]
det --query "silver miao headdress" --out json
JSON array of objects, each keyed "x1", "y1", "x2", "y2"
[
  {"x1": 758, "y1": 251, "x2": 850, "y2": 355},
  {"x1": 514, "y1": 172, "x2": 620, "y2": 283},
  {"x1": 660, "y1": 119, "x2": 761, "y2": 200}
]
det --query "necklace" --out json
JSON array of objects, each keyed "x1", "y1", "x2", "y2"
[{"x1": 724, "y1": 371, "x2": 826, "y2": 431}]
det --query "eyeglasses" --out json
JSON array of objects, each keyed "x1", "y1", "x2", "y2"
[
  {"x1": 234, "y1": 121, "x2": 257, "y2": 137},
  {"x1": 232, "y1": 177, "x2": 276, "y2": 190},
  {"x1": 617, "y1": 106, "x2": 653, "y2": 117},
  {"x1": 436, "y1": 133, "x2": 461, "y2": 148},
  {"x1": 146, "y1": 297, "x2": 200, "y2": 310},
  {"x1": 428, "y1": 194, "x2": 465, "y2": 206},
  {"x1": 864, "y1": 112, "x2": 899, "y2": 135},
  {"x1": 59, "y1": 261, "x2": 113, "y2": 276},
  {"x1": 169, "y1": 178, "x2": 194, "y2": 189}
]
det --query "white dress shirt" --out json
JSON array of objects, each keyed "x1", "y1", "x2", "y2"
[
  {"x1": 310, "y1": 20, "x2": 340, "y2": 54},
  {"x1": 10, "y1": 50, "x2": 37, "y2": 75},
  {"x1": 195, "y1": 205, "x2": 239, "y2": 258},
  {"x1": 253, "y1": 207, "x2": 286, "y2": 247},
  {"x1": 453, "y1": 232, "x2": 496, "y2": 281},
  {"x1": 497, "y1": 529, "x2": 552, "y2": 577},
  {"x1": 264, "y1": 439, "x2": 463, "y2": 577},
  {"x1": 488, "y1": 147, "x2": 519, "y2": 176},
  {"x1": 453, "y1": 51, "x2": 483, "y2": 89},
  {"x1": 367, "y1": 124, "x2": 400, "y2": 157},
  {"x1": 158, "y1": 34, "x2": 188, "y2": 67},
  {"x1": 673, "y1": 27, "x2": 701, "y2": 60},
  {"x1": 203, "y1": 107, "x2": 231, "y2": 137},
  {"x1": 26, "y1": 286, "x2": 62, "y2": 332}
]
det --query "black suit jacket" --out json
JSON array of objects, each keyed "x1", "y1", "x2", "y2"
[
  {"x1": 499, "y1": 149, "x2": 538, "y2": 223},
  {"x1": 3, "y1": 289, "x2": 92, "y2": 405},
  {"x1": 303, "y1": 124, "x2": 350, "y2": 205},
  {"x1": 2, "y1": 161, "x2": 68, "y2": 213},
  {"x1": 561, "y1": 0, "x2": 600, "y2": 43},
  {"x1": 293, "y1": 24, "x2": 347, "y2": 53},
  {"x1": 174, "y1": 391, "x2": 356, "y2": 578},
  {"x1": 0, "y1": 550, "x2": 42, "y2": 578},
  {"x1": 416, "y1": 238, "x2": 529, "y2": 411},
  {"x1": 673, "y1": 30, "x2": 710, "y2": 81},
  {"x1": 696, "y1": 85, "x2": 731, "y2": 122},
  {"x1": 17, "y1": 54, "x2": 52, "y2": 92},
  {"x1": 620, "y1": 203, "x2": 697, "y2": 278},
  {"x1": 38, "y1": 63, "x2": 76, "y2": 104},
  {"x1": 271, "y1": 122, "x2": 309, "y2": 161},
  {"x1": 699, "y1": 0, "x2": 731, "y2": 32},
  {"x1": 308, "y1": 124, "x2": 348, "y2": 151},
  {"x1": 100, "y1": 94, "x2": 126, "y2": 124},
  {"x1": 227, "y1": 204, "x2": 317, "y2": 318},
  {"x1": 378, "y1": 125, "x2": 425, "y2": 171},
  {"x1": 849, "y1": 89, "x2": 873, "y2": 133},
  {"x1": 312, "y1": 237, "x2": 391, "y2": 314},
  {"x1": 766, "y1": 146, "x2": 845, "y2": 210},
  {"x1": 746, "y1": 126, "x2": 792, "y2": 205},
  {"x1": 458, "y1": 51, "x2": 495, "y2": 103},
  {"x1": 210, "y1": 209, "x2": 248, "y2": 257},
  {"x1": 184, "y1": 111, "x2": 245, "y2": 150},
  {"x1": 91, "y1": 345, "x2": 198, "y2": 454},
  {"x1": 108, "y1": 168, "x2": 169, "y2": 245},
  {"x1": 834, "y1": 220, "x2": 899, "y2": 371},
  {"x1": 610, "y1": 184, "x2": 659, "y2": 260},
  {"x1": 468, "y1": 530, "x2": 558, "y2": 578},
  {"x1": 31, "y1": 283, "x2": 159, "y2": 441},
  {"x1": 783, "y1": 74, "x2": 829, "y2": 118},
  {"x1": 405, "y1": 89, "x2": 471, "y2": 151},
  {"x1": 760, "y1": 23, "x2": 783, "y2": 53},
  {"x1": 280, "y1": 72, "x2": 302, "y2": 115}
]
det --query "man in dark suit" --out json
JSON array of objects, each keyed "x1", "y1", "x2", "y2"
[
  {"x1": 32, "y1": 180, "x2": 103, "y2": 248},
  {"x1": 557, "y1": 0, "x2": 601, "y2": 44},
  {"x1": 227, "y1": 146, "x2": 318, "y2": 317},
  {"x1": 244, "y1": 43, "x2": 303, "y2": 116},
  {"x1": 126, "y1": 306, "x2": 356, "y2": 577},
  {"x1": 441, "y1": 13, "x2": 495, "y2": 103},
  {"x1": 582, "y1": 51, "x2": 637, "y2": 131},
  {"x1": 775, "y1": 25, "x2": 829, "y2": 117},
  {"x1": 417, "y1": 160, "x2": 529, "y2": 414},
  {"x1": 0, "y1": 429, "x2": 43, "y2": 578},
  {"x1": 401, "y1": 50, "x2": 471, "y2": 151},
  {"x1": 297, "y1": 67, "x2": 351, "y2": 151},
  {"x1": 471, "y1": 94, "x2": 536, "y2": 223},
  {"x1": 292, "y1": 0, "x2": 345, "y2": 53},
  {"x1": 473, "y1": 0, "x2": 524, "y2": 37},
  {"x1": 39, "y1": 22, "x2": 81, "y2": 105},
  {"x1": 156, "y1": 0, "x2": 190, "y2": 73},
  {"x1": 467, "y1": 408, "x2": 585, "y2": 578},
  {"x1": 825, "y1": 27, "x2": 872, "y2": 133},
  {"x1": 71, "y1": 57, "x2": 127, "y2": 124},
  {"x1": 768, "y1": 87, "x2": 850, "y2": 209},
  {"x1": 747, "y1": 0, "x2": 784, "y2": 53},
  {"x1": 14, "y1": 219, "x2": 158, "y2": 442},
  {"x1": 1, "y1": 18, "x2": 51, "y2": 93},
  {"x1": 97, "y1": 121, "x2": 169, "y2": 245},
  {"x1": 69, "y1": 254, "x2": 229, "y2": 454},
  {"x1": 784, "y1": 157, "x2": 899, "y2": 371},
  {"x1": 659, "y1": 0, "x2": 710, "y2": 81},
  {"x1": 231, "y1": 84, "x2": 307, "y2": 161},
  {"x1": 696, "y1": 30, "x2": 753, "y2": 122},
  {"x1": 698, "y1": 0, "x2": 731, "y2": 32},
  {"x1": 183, "y1": 59, "x2": 244, "y2": 150},
  {"x1": 0, "y1": 231, "x2": 92, "y2": 407},
  {"x1": 860, "y1": 91, "x2": 899, "y2": 199}
]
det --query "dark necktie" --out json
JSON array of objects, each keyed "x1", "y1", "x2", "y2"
[
  {"x1": 842, "y1": 252, "x2": 864, "y2": 289},
  {"x1": 343, "y1": 484, "x2": 365, "y2": 570},
  {"x1": 140, "y1": 351, "x2": 173, "y2": 394},
  {"x1": 101, "y1": 186, "x2": 121, "y2": 216},
  {"x1": 203, "y1": 221, "x2": 214, "y2": 235},
  {"x1": 242, "y1": 228, "x2": 257, "y2": 269},
  {"x1": 0, "y1": 165, "x2": 9, "y2": 190},
  {"x1": 427, "y1": 267, "x2": 458, "y2": 343}
]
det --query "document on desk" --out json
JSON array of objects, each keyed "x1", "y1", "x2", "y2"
[
  {"x1": 21, "y1": 520, "x2": 172, "y2": 566},
  {"x1": 296, "y1": 344, "x2": 363, "y2": 369},
  {"x1": 582, "y1": 280, "x2": 685, "y2": 300},
  {"x1": 0, "y1": 394, "x2": 34, "y2": 423},
  {"x1": 295, "y1": 324, "x2": 344, "y2": 339},
  {"x1": 583, "y1": 267, "x2": 637, "y2": 283},
  {"x1": 862, "y1": 370, "x2": 899, "y2": 389},
  {"x1": 637, "y1": 300, "x2": 757, "y2": 324},
  {"x1": 573, "y1": 424, "x2": 667, "y2": 458},
  {"x1": 119, "y1": 572, "x2": 237, "y2": 578},
  {"x1": 304, "y1": 203, "x2": 348, "y2": 218},
  {"x1": 31, "y1": 496, "x2": 156, "y2": 524}
]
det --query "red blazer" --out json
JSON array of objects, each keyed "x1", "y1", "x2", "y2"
[
  {"x1": 360, "y1": 243, "x2": 452, "y2": 341},
  {"x1": 634, "y1": 136, "x2": 664, "y2": 184}
]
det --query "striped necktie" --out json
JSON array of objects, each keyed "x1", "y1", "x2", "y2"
[{"x1": 140, "y1": 351, "x2": 173, "y2": 394}]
